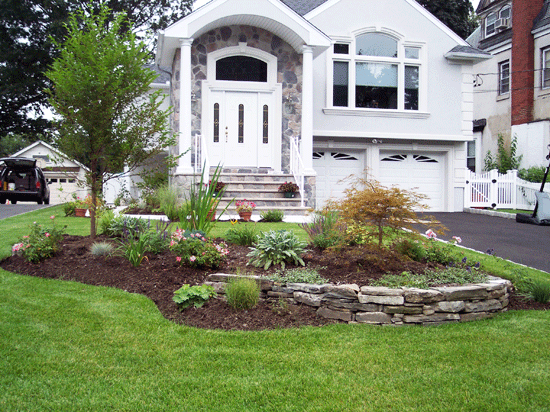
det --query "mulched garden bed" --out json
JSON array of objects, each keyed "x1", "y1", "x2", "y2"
[{"x1": 1, "y1": 234, "x2": 547, "y2": 331}]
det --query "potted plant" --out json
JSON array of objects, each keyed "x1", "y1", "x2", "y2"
[
  {"x1": 210, "y1": 180, "x2": 226, "y2": 197},
  {"x1": 235, "y1": 199, "x2": 256, "y2": 221},
  {"x1": 278, "y1": 181, "x2": 299, "y2": 198}
]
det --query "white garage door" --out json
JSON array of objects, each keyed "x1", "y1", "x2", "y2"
[
  {"x1": 47, "y1": 176, "x2": 81, "y2": 204},
  {"x1": 313, "y1": 151, "x2": 364, "y2": 208},
  {"x1": 378, "y1": 152, "x2": 445, "y2": 211}
]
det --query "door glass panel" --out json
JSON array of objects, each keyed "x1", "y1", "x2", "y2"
[
  {"x1": 238, "y1": 104, "x2": 244, "y2": 143},
  {"x1": 216, "y1": 56, "x2": 268, "y2": 82},
  {"x1": 213, "y1": 103, "x2": 220, "y2": 142},
  {"x1": 263, "y1": 105, "x2": 268, "y2": 144}
]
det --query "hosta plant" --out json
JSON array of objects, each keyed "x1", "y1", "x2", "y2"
[
  {"x1": 173, "y1": 284, "x2": 217, "y2": 310},
  {"x1": 247, "y1": 229, "x2": 306, "y2": 270}
]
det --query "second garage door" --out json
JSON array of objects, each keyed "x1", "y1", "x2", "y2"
[{"x1": 378, "y1": 152, "x2": 445, "y2": 211}]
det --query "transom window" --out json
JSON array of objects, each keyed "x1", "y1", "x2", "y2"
[
  {"x1": 332, "y1": 32, "x2": 421, "y2": 111},
  {"x1": 216, "y1": 56, "x2": 267, "y2": 82}
]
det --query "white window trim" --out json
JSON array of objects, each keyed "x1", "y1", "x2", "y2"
[
  {"x1": 326, "y1": 30, "x2": 427, "y2": 116},
  {"x1": 485, "y1": 12, "x2": 497, "y2": 37}
]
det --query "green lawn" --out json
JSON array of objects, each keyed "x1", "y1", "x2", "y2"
[{"x1": 1, "y1": 207, "x2": 550, "y2": 411}]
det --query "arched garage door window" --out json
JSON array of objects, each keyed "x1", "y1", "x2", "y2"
[{"x1": 216, "y1": 56, "x2": 268, "y2": 82}]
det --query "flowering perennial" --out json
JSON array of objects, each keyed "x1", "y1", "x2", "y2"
[
  {"x1": 235, "y1": 199, "x2": 256, "y2": 213},
  {"x1": 170, "y1": 229, "x2": 229, "y2": 269}
]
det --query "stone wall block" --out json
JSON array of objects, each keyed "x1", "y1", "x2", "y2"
[
  {"x1": 287, "y1": 283, "x2": 328, "y2": 294},
  {"x1": 267, "y1": 291, "x2": 294, "y2": 299},
  {"x1": 460, "y1": 312, "x2": 493, "y2": 322},
  {"x1": 358, "y1": 294, "x2": 404, "y2": 305},
  {"x1": 434, "y1": 301, "x2": 465, "y2": 313},
  {"x1": 433, "y1": 285, "x2": 488, "y2": 301},
  {"x1": 325, "y1": 300, "x2": 378, "y2": 311},
  {"x1": 403, "y1": 288, "x2": 444, "y2": 303},
  {"x1": 355, "y1": 312, "x2": 392, "y2": 324},
  {"x1": 294, "y1": 292, "x2": 323, "y2": 307},
  {"x1": 403, "y1": 313, "x2": 460, "y2": 324},
  {"x1": 360, "y1": 286, "x2": 404, "y2": 296},
  {"x1": 202, "y1": 281, "x2": 226, "y2": 294},
  {"x1": 317, "y1": 306, "x2": 354, "y2": 322},
  {"x1": 463, "y1": 299, "x2": 503, "y2": 313},
  {"x1": 321, "y1": 284, "x2": 360, "y2": 297},
  {"x1": 383, "y1": 305, "x2": 423, "y2": 315}
]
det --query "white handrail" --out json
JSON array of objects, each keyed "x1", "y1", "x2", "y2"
[
  {"x1": 290, "y1": 136, "x2": 305, "y2": 207},
  {"x1": 193, "y1": 134, "x2": 210, "y2": 182}
]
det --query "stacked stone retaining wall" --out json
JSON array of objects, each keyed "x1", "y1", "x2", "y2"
[{"x1": 205, "y1": 274, "x2": 512, "y2": 326}]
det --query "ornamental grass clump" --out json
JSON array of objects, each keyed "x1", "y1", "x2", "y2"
[
  {"x1": 90, "y1": 242, "x2": 114, "y2": 256},
  {"x1": 225, "y1": 277, "x2": 260, "y2": 310},
  {"x1": 224, "y1": 224, "x2": 258, "y2": 246},
  {"x1": 526, "y1": 279, "x2": 550, "y2": 303},
  {"x1": 300, "y1": 210, "x2": 345, "y2": 249},
  {"x1": 260, "y1": 209, "x2": 285, "y2": 222},
  {"x1": 247, "y1": 229, "x2": 306, "y2": 270}
]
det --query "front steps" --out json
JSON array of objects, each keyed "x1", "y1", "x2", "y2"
[{"x1": 213, "y1": 169, "x2": 310, "y2": 217}]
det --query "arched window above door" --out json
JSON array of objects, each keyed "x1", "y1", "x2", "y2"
[{"x1": 216, "y1": 56, "x2": 268, "y2": 82}]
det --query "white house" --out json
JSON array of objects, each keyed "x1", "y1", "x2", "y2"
[
  {"x1": 154, "y1": 0, "x2": 490, "y2": 212},
  {"x1": 10, "y1": 140, "x2": 89, "y2": 204}
]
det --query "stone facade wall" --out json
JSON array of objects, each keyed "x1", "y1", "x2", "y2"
[
  {"x1": 173, "y1": 25, "x2": 303, "y2": 173},
  {"x1": 205, "y1": 274, "x2": 512, "y2": 326}
]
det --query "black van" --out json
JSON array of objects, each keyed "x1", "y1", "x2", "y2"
[{"x1": 0, "y1": 157, "x2": 50, "y2": 204}]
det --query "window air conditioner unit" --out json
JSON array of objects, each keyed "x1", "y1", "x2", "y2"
[{"x1": 496, "y1": 18, "x2": 510, "y2": 30}]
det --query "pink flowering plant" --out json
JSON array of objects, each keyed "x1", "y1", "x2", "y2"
[
  {"x1": 235, "y1": 199, "x2": 256, "y2": 213},
  {"x1": 169, "y1": 229, "x2": 229, "y2": 269},
  {"x1": 13, "y1": 216, "x2": 66, "y2": 263}
]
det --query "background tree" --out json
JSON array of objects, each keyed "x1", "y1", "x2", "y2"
[
  {"x1": 0, "y1": 0, "x2": 191, "y2": 138},
  {"x1": 0, "y1": 134, "x2": 37, "y2": 157},
  {"x1": 46, "y1": 4, "x2": 174, "y2": 237},
  {"x1": 417, "y1": 0, "x2": 478, "y2": 39}
]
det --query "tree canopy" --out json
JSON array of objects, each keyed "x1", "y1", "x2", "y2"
[
  {"x1": 417, "y1": 0, "x2": 478, "y2": 39},
  {"x1": 0, "y1": 0, "x2": 191, "y2": 138},
  {"x1": 46, "y1": 4, "x2": 175, "y2": 237}
]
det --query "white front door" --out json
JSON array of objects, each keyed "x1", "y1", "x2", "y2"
[{"x1": 208, "y1": 90, "x2": 275, "y2": 168}]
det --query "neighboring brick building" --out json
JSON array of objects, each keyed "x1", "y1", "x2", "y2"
[{"x1": 468, "y1": 0, "x2": 550, "y2": 172}]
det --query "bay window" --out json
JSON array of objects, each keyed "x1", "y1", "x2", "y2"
[{"x1": 332, "y1": 32, "x2": 422, "y2": 111}]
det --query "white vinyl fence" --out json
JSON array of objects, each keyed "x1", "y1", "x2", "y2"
[{"x1": 465, "y1": 169, "x2": 549, "y2": 210}]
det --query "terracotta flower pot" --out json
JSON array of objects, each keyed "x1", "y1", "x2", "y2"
[
  {"x1": 238, "y1": 211, "x2": 252, "y2": 221},
  {"x1": 75, "y1": 208, "x2": 87, "y2": 217}
]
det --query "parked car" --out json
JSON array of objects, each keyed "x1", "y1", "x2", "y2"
[{"x1": 0, "y1": 157, "x2": 50, "y2": 204}]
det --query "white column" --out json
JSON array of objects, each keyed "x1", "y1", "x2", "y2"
[
  {"x1": 176, "y1": 38, "x2": 194, "y2": 174},
  {"x1": 301, "y1": 45, "x2": 315, "y2": 174}
]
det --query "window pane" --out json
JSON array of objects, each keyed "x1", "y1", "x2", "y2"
[
  {"x1": 356, "y1": 63, "x2": 397, "y2": 108},
  {"x1": 500, "y1": 6, "x2": 510, "y2": 19},
  {"x1": 213, "y1": 103, "x2": 220, "y2": 142},
  {"x1": 486, "y1": 13, "x2": 497, "y2": 36},
  {"x1": 544, "y1": 50, "x2": 550, "y2": 88},
  {"x1": 405, "y1": 66, "x2": 419, "y2": 110},
  {"x1": 334, "y1": 44, "x2": 349, "y2": 54},
  {"x1": 238, "y1": 104, "x2": 244, "y2": 143},
  {"x1": 356, "y1": 33, "x2": 397, "y2": 57},
  {"x1": 405, "y1": 47, "x2": 419, "y2": 59},
  {"x1": 263, "y1": 105, "x2": 268, "y2": 144},
  {"x1": 467, "y1": 140, "x2": 476, "y2": 157},
  {"x1": 499, "y1": 61, "x2": 510, "y2": 94},
  {"x1": 333, "y1": 61, "x2": 349, "y2": 107},
  {"x1": 216, "y1": 56, "x2": 267, "y2": 82}
]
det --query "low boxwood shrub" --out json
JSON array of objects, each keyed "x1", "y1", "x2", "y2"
[
  {"x1": 225, "y1": 277, "x2": 260, "y2": 310},
  {"x1": 247, "y1": 229, "x2": 306, "y2": 270}
]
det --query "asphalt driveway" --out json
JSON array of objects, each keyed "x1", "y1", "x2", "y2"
[
  {"x1": 0, "y1": 204, "x2": 53, "y2": 220},
  {"x1": 420, "y1": 212, "x2": 550, "y2": 274}
]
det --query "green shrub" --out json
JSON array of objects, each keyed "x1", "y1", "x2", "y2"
[
  {"x1": 268, "y1": 266, "x2": 328, "y2": 285},
  {"x1": 141, "y1": 221, "x2": 171, "y2": 254},
  {"x1": 424, "y1": 239, "x2": 457, "y2": 265},
  {"x1": 225, "y1": 277, "x2": 260, "y2": 310},
  {"x1": 97, "y1": 209, "x2": 115, "y2": 235},
  {"x1": 90, "y1": 242, "x2": 114, "y2": 256},
  {"x1": 300, "y1": 210, "x2": 344, "y2": 249},
  {"x1": 260, "y1": 209, "x2": 284, "y2": 222},
  {"x1": 12, "y1": 217, "x2": 66, "y2": 263},
  {"x1": 392, "y1": 237, "x2": 427, "y2": 262},
  {"x1": 247, "y1": 230, "x2": 306, "y2": 270},
  {"x1": 63, "y1": 201, "x2": 76, "y2": 217},
  {"x1": 170, "y1": 229, "x2": 228, "y2": 269},
  {"x1": 225, "y1": 224, "x2": 258, "y2": 246},
  {"x1": 526, "y1": 279, "x2": 550, "y2": 303},
  {"x1": 107, "y1": 215, "x2": 149, "y2": 238},
  {"x1": 173, "y1": 284, "x2": 217, "y2": 310},
  {"x1": 518, "y1": 166, "x2": 546, "y2": 183},
  {"x1": 157, "y1": 184, "x2": 182, "y2": 221}
]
